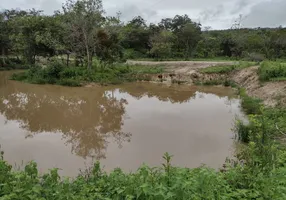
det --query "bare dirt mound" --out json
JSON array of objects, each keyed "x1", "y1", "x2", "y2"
[{"x1": 232, "y1": 66, "x2": 286, "y2": 107}]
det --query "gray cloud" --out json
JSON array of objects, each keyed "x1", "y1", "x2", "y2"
[
  {"x1": 231, "y1": 0, "x2": 248, "y2": 14},
  {"x1": 243, "y1": 0, "x2": 286, "y2": 28},
  {"x1": 0, "y1": 0, "x2": 285, "y2": 29},
  {"x1": 199, "y1": 4, "x2": 225, "y2": 22}
]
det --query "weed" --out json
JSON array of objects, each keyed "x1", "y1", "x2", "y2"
[
  {"x1": 259, "y1": 61, "x2": 286, "y2": 81},
  {"x1": 239, "y1": 88, "x2": 262, "y2": 115}
]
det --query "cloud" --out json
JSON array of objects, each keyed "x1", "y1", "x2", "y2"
[
  {"x1": 231, "y1": 0, "x2": 248, "y2": 14},
  {"x1": 243, "y1": 0, "x2": 286, "y2": 28},
  {"x1": 0, "y1": 0, "x2": 285, "y2": 29},
  {"x1": 199, "y1": 4, "x2": 225, "y2": 22}
]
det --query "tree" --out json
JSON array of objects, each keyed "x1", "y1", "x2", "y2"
[
  {"x1": 150, "y1": 30, "x2": 174, "y2": 59},
  {"x1": 120, "y1": 16, "x2": 150, "y2": 57},
  {"x1": 0, "y1": 12, "x2": 9, "y2": 66},
  {"x1": 62, "y1": 0, "x2": 105, "y2": 69},
  {"x1": 8, "y1": 10, "x2": 47, "y2": 64},
  {"x1": 177, "y1": 22, "x2": 202, "y2": 59}
]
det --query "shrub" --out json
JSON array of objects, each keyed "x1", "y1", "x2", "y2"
[
  {"x1": 45, "y1": 60, "x2": 64, "y2": 79},
  {"x1": 60, "y1": 67, "x2": 85, "y2": 78},
  {"x1": 239, "y1": 88, "x2": 262, "y2": 115},
  {"x1": 259, "y1": 61, "x2": 286, "y2": 81}
]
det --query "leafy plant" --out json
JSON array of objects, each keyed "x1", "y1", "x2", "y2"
[{"x1": 259, "y1": 61, "x2": 286, "y2": 81}]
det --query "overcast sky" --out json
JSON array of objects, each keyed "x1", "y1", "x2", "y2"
[{"x1": 0, "y1": 0, "x2": 285, "y2": 29}]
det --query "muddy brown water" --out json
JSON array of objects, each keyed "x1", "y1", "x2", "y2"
[{"x1": 0, "y1": 71, "x2": 244, "y2": 176}]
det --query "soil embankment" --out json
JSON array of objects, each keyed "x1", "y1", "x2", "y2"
[
  {"x1": 129, "y1": 61, "x2": 286, "y2": 107},
  {"x1": 232, "y1": 66, "x2": 286, "y2": 107}
]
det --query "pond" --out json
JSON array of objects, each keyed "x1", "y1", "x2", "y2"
[{"x1": 0, "y1": 71, "x2": 244, "y2": 176}]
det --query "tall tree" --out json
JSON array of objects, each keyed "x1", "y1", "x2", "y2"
[
  {"x1": 62, "y1": 0, "x2": 105, "y2": 69},
  {"x1": 150, "y1": 30, "x2": 174, "y2": 59}
]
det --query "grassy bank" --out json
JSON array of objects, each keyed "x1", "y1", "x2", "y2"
[
  {"x1": 259, "y1": 61, "x2": 286, "y2": 81},
  {"x1": 11, "y1": 61, "x2": 164, "y2": 86}
]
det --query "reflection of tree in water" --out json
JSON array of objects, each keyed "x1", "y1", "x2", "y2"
[
  {"x1": 0, "y1": 73, "x2": 237, "y2": 160},
  {"x1": 0, "y1": 79, "x2": 130, "y2": 159},
  {"x1": 119, "y1": 83, "x2": 236, "y2": 104},
  {"x1": 119, "y1": 84, "x2": 196, "y2": 103}
]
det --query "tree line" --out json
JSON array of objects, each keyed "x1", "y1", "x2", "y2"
[{"x1": 1, "y1": 0, "x2": 286, "y2": 69}]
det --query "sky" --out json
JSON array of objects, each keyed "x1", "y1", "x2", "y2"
[{"x1": 0, "y1": 0, "x2": 285, "y2": 29}]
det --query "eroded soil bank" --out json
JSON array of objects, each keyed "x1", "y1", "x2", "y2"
[{"x1": 129, "y1": 61, "x2": 286, "y2": 107}]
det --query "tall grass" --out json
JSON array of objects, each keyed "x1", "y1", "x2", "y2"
[
  {"x1": 239, "y1": 88, "x2": 262, "y2": 115},
  {"x1": 259, "y1": 61, "x2": 286, "y2": 81}
]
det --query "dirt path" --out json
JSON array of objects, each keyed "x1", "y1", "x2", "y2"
[{"x1": 231, "y1": 66, "x2": 286, "y2": 107}]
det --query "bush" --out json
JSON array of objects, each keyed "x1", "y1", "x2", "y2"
[
  {"x1": 45, "y1": 60, "x2": 64, "y2": 79},
  {"x1": 60, "y1": 67, "x2": 85, "y2": 78},
  {"x1": 11, "y1": 62, "x2": 164, "y2": 87},
  {"x1": 259, "y1": 61, "x2": 286, "y2": 81},
  {"x1": 123, "y1": 49, "x2": 146, "y2": 59},
  {"x1": 239, "y1": 88, "x2": 262, "y2": 115}
]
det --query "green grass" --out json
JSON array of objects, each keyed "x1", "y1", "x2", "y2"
[
  {"x1": 200, "y1": 61, "x2": 256, "y2": 74},
  {"x1": 129, "y1": 65, "x2": 164, "y2": 74},
  {"x1": 239, "y1": 88, "x2": 262, "y2": 115},
  {"x1": 259, "y1": 61, "x2": 286, "y2": 81},
  {"x1": 270, "y1": 77, "x2": 286, "y2": 81},
  {"x1": 235, "y1": 88, "x2": 286, "y2": 143},
  {"x1": 11, "y1": 61, "x2": 164, "y2": 87}
]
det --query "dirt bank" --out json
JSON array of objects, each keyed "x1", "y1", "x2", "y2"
[
  {"x1": 231, "y1": 66, "x2": 286, "y2": 107},
  {"x1": 131, "y1": 61, "x2": 286, "y2": 107}
]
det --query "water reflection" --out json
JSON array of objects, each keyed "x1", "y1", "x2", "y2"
[
  {"x1": 0, "y1": 77, "x2": 131, "y2": 159},
  {"x1": 0, "y1": 71, "x2": 241, "y2": 174}
]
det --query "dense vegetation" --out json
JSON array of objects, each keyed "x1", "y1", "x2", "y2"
[
  {"x1": 1, "y1": 0, "x2": 286, "y2": 71},
  {"x1": 11, "y1": 60, "x2": 163, "y2": 86},
  {"x1": 259, "y1": 61, "x2": 286, "y2": 81}
]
